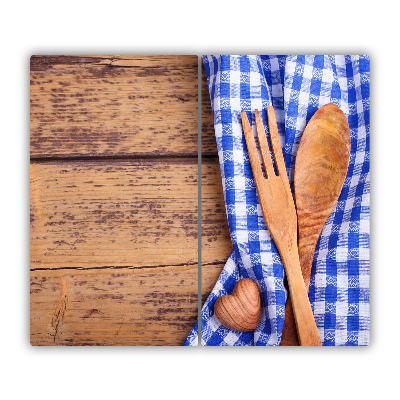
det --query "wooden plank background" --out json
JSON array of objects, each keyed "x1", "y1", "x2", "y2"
[
  {"x1": 30, "y1": 55, "x2": 201, "y2": 346},
  {"x1": 30, "y1": 56, "x2": 199, "y2": 158},
  {"x1": 30, "y1": 55, "x2": 232, "y2": 345}
]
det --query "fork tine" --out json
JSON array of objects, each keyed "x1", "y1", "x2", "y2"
[
  {"x1": 266, "y1": 106, "x2": 286, "y2": 177},
  {"x1": 255, "y1": 109, "x2": 276, "y2": 178},
  {"x1": 241, "y1": 111, "x2": 264, "y2": 182}
]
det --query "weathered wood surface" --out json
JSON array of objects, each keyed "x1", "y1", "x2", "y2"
[
  {"x1": 30, "y1": 55, "x2": 199, "y2": 158},
  {"x1": 201, "y1": 66, "x2": 217, "y2": 156},
  {"x1": 30, "y1": 55, "x2": 199, "y2": 346},
  {"x1": 31, "y1": 267, "x2": 198, "y2": 346},
  {"x1": 30, "y1": 161, "x2": 198, "y2": 270}
]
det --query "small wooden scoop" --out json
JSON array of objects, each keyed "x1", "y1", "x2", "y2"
[{"x1": 280, "y1": 103, "x2": 351, "y2": 346}]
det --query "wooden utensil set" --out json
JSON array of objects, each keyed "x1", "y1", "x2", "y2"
[{"x1": 214, "y1": 104, "x2": 351, "y2": 346}]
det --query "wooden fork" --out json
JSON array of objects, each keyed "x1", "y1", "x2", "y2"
[{"x1": 241, "y1": 107, "x2": 321, "y2": 346}]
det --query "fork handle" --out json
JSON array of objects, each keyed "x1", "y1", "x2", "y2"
[{"x1": 281, "y1": 244, "x2": 322, "y2": 346}]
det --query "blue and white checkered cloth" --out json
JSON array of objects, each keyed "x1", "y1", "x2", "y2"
[{"x1": 184, "y1": 55, "x2": 370, "y2": 346}]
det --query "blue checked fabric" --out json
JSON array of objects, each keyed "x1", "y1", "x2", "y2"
[{"x1": 184, "y1": 55, "x2": 370, "y2": 346}]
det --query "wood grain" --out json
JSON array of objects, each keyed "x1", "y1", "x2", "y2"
[
  {"x1": 31, "y1": 266, "x2": 198, "y2": 346},
  {"x1": 30, "y1": 55, "x2": 199, "y2": 346},
  {"x1": 201, "y1": 65, "x2": 217, "y2": 156},
  {"x1": 30, "y1": 160, "x2": 198, "y2": 270},
  {"x1": 30, "y1": 160, "x2": 199, "y2": 345},
  {"x1": 30, "y1": 55, "x2": 198, "y2": 158}
]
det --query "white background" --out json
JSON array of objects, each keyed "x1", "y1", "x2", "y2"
[{"x1": 1, "y1": 1, "x2": 397, "y2": 399}]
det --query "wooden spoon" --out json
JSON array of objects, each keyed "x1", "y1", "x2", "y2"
[{"x1": 280, "y1": 103, "x2": 351, "y2": 346}]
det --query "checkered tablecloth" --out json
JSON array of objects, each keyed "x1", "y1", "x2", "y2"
[{"x1": 184, "y1": 55, "x2": 370, "y2": 346}]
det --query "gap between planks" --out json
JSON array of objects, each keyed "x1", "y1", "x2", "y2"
[{"x1": 30, "y1": 155, "x2": 200, "y2": 163}]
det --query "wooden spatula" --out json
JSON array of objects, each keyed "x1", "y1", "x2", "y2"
[{"x1": 280, "y1": 103, "x2": 351, "y2": 346}]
